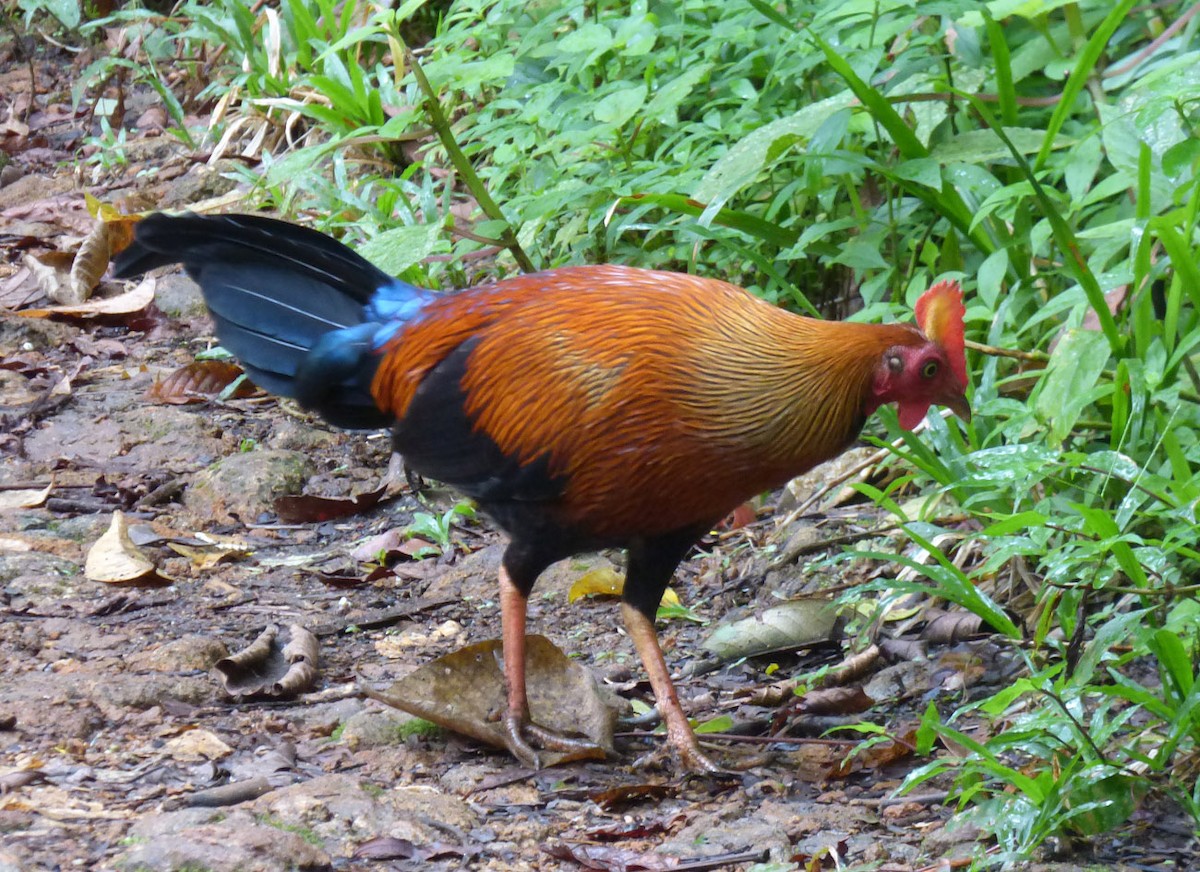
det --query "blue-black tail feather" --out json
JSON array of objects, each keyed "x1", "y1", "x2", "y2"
[{"x1": 113, "y1": 213, "x2": 432, "y2": 429}]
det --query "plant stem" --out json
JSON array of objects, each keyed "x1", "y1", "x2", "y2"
[{"x1": 399, "y1": 43, "x2": 537, "y2": 274}]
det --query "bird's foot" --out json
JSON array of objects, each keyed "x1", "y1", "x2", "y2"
[
  {"x1": 502, "y1": 712, "x2": 601, "y2": 769},
  {"x1": 631, "y1": 737, "x2": 728, "y2": 775}
]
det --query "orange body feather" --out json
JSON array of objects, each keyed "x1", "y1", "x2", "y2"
[{"x1": 372, "y1": 265, "x2": 924, "y2": 538}]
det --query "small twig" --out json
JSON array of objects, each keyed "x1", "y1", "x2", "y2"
[
  {"x1": 964, "y1": 339, "x2": 1049, "y2": 364},
  {"x1": 615, "y1": 730, "x2": 860, "y2": 746},
  {"x1": 1104, "y1": 1, "x2": 1200, "y2": 78}
]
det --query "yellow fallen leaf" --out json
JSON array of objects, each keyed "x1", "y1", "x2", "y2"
[
  {"x1": 567, "y1": 567, "x2": 679, "y2": 607},
  {"x1": 85, "y1": 511, "x2": 163, "y2": 585}
]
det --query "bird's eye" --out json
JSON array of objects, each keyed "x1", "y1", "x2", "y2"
[{"x1": 922, "y1": 360, "x2": 939, "y2": 379}]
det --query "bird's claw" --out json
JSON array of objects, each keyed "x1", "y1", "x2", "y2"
[{"x1": 503, "y1": 712, "x2": 602, "y2": 769}]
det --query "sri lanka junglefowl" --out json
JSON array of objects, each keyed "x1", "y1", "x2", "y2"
[{"x1": 114, "y1": 213, "x2": 970, "y2": 771}]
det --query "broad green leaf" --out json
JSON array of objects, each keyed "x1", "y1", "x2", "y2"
[
  {"x1": 358, "y1": 224, "x2": 440, "y2": 276},
  {"x1": 931, "y1": 128, "x2": 1069, "y2": 165},
  {"x1": 1033, "y1": 329, "x2": 1111, "y2": 446},
  {"x1": 593, "y1": 84, "x2": 647, "y2": 127},
  {"x1": 692, "y1": 92, "x2": 856, "y2": 207}
]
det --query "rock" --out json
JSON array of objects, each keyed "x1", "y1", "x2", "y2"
[
  {"x1": 116, "y1": 813, "x2": 331, "y2": 872},
  {"x1": 152, "y1": 272, "x2": 207, "y2": 318},
  {"x1": 127, "y1": 634, "x2": 229, "y2": 672},
  {"x1": 339, "y1": 707, "x2": 424, "y2": 750},
  {"x1": 184, "y1": 449, "x2": 315, "y2": 523}
]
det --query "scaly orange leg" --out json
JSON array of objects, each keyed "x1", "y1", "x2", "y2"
[
  {"x1": 499, "y1": 566, "x2": 600, "y2": 767},
  {"x1": 621, "y1": 602, "x2": 723, "y2": 773}
]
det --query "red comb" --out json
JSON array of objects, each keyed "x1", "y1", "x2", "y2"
[{"x1": 915, "y1": 280, "x2": 967, "y2": 389}]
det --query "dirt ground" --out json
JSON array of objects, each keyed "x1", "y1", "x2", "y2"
[{"x1": 2, "y1": 33, "x2": 1197, "y2": 872}]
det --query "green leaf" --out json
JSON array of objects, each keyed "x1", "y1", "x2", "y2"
[
  {"x1": 357, "y1": 224, "x2": 440, "y2": 276},
  {"x1": 931, "y1": 128, "x2": 1070, "y2": 165},
  {"x1": 692, "y1": 92, "x2": 856, "y2": 208},
  {"x1": 593, "y1": 84, "x2": 647, "y2": 127},
  {"x1": 1033, "y1": 329, "x2": 1111, "y2": 446},
  {"x1": 1034, "y1": 0, "x2": 1139, "y2": 170}
]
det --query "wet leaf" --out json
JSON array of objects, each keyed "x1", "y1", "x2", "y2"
[
  {"x1": 84, "y1": 511, "x2": 169, "y2": 586},
  {"x1": 702, "y1": 598, "x2": 838, "y2": 661},
  {"x1": 274, "y1": 483, "x2": 388, "y2": 524},
  {"x1": 214, "y1": 625, "x2": 320, "y2": 699},
  {"x1": 365, "y1": 635, "x2": 614, "y2": 765},
  {"x1": 583, "y1": 814, "x2": 685, "y2": 842},
  {"x1": 146, "y1": 360, "x2": 256, "y2": 404},
  {"x1": 568, "y1": 567, "x2": 679, "y2": 607},
  {"x1": 19, "y1": 275, "x2": 155, "y2": 319}
]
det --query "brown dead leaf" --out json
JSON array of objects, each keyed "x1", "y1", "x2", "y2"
[
  {"x1": 213, "y1": 624, "x2": 320, "y2": 699},
  {"x1": 567, "y1": 567, "x2": 679, "y2": 608},
  {"x1": 826, "y1": 729, "x2": 917, "y2": 780},
  {"x1": 790, "y1": 685, "x2": 874, "y2": 717},
  {"x1": 146, "y1": 360, "x2": 255, "y2": 404},
  {"x1": 19, "y1": 275, "x2": 155, "y2": 319},
  {"x1": 84, "y1": 511, "x2": 169, "y2": 586},
  {"x1": 22, "y1": 251, "x2": 75, "y2": 303},
  {"x1": 67, "y1": 213, "x2": 138, "y2": 305},
  {"x1": 274, "y1": 483, "x2": 388, "y2": 524},
  {"x1": 364, "y1": 635, "x2": 614, "y2": 765},
  {"x1": 922, "y1": 609, "x2": 984, "y2": 644},
  {"x1": 167, "y1": 541, "x2": 246, "y2": 570}
]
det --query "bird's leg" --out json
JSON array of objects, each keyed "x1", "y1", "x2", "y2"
[
  {"x1": 621, "y1": 602, "x2": 723, "y2": 773},
  {"x1": 499, "y1": 565, "x2": 600, "y2": 767},
  {"x1": 498, "y1": 565, "x2": 539, "y2": 767}
]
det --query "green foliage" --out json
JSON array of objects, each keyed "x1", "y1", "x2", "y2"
[
  {"x1": 404, "y1": 500, "x2": 476, "y2": 557},
  {"x1": 78, "y1": 0, "x2": 1200, "y2": 860}
]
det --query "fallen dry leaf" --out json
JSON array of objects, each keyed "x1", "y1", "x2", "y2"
[
  {"x1": 365, "y1": 635, "x2": 614, "y2": 766},
  {"x1": 19, "y1": 275, "x2": 155, "y2": 319},
  {"x1": 84, "y1": 511, "x2": 169, "y2": 586},
  {"x1": 146, "y1": 360, "x2": 256, "y2": 404},
  {"x1": 0, "y1": 481, "x2": 52, "y2": 510},
  {"x1": 274, "y1": 483, "x2": 388, "y2": 524},
  {"x1": 214, "y1": 624, "x2": 320, "y2": 699},
  {"x1": 567, "y1": 567, "x2": 679, "y2": 608},
  {"x1": 164, "y1": 729, "x2": 234, "y2": 762},
  {"x1": 702, "y1": 598, "x2": 839, "y2": 661}
]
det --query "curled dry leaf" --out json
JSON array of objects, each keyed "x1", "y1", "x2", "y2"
[
  {"x1": 567, "y1": 567, "x2": 679, "y2": 607},
  {"x1": 702, "y1": 598, "x2": 839, "y2": 661},
  {"x1": 84, "y1": 511, "x2": 169, "y2": 586},
  {"x1": 68, "y1": 214, "x2": 137, "y2": 305},
  {"x1": 364, "y1": 634, "x2": 614, "y2": 766},
  {"x1": 213, "y1": 624, "x2": 320, "y2": 699},
  {"x1": 146, "y1": 360, "x2": 256, "y2": 404}
]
